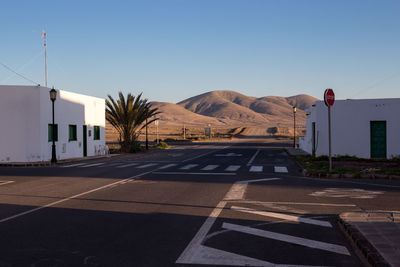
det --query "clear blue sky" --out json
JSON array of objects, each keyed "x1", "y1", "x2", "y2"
[{"x1": 1, "y1": 0, "x2": 400, "y2": 102}]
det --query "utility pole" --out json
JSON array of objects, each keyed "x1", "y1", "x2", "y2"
[
  {"x1": 183, "y1": 124, "x2": 186, "y2": 140},
  {"x1": 41, "y1": 30, "x2": 47, "y2": 87},
  {"x1": 146, "y1": 117, "x2": 149, "y2": 150},
  {"x1": 293, "y1": 106, "x2": 297, "y2": 148}
]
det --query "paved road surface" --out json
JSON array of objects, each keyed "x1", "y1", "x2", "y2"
[{"x1": 1, "y1": 140, "x2": 400, "y2": 266}]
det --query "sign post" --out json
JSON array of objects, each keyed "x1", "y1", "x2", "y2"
[{"x1": 324, "y1": 88, "x2": 335, "y2": 172}]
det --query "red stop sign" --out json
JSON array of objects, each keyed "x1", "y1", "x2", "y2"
[{"x1": 324, "y1": 88, "x2": 335, "y2": 106}]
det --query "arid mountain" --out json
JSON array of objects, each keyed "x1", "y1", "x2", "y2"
[{"x1": 174, "y1": 90, "x2": 318, "y2": 126}]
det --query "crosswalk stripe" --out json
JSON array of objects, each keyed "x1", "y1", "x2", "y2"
[
  {"x1": 61, "y1": 163, "x2": 86, "y2": 168},
  {"x1": 274, "y1": 166, "x2": 288, "y2": 173},
  {"x1": 201, "y1": 165, "x2": 219, "y2": 171},
  {"x1": 225, "y1": 165, "x2": 241, "y2": 172},
  {"x1": 79, "y1": 163, "x2": 105, "y2": 168},
  {"x1": 159, "y1": 163, "x2": 178, "y2": 169},
  {"x1": 180, "y1": 164, "x2": 198, "y2": 170},
  {"x1": 136, "y1": 163, "x2": 157, "y2": 169},
  {"x1": 116, "y1": 163, "x2": 139, "y2": 168},
  {"x1": 249, "y1": 166, "x2": 263, "y2": 172}
]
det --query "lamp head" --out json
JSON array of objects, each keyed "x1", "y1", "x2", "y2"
[
  {"x1": 49, "y1": 87, "x2": 57, "y2": 102},
  {"x1": 293, "y1": 106, "x2": 297, "y2": 113}
]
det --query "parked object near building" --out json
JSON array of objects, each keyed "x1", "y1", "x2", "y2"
[
  {"x1": 299, "y1": 98, "x2": 400, "y2": 159},
  {"x1": 0, "y1": 85, "x2": 106, "y2": 163}
]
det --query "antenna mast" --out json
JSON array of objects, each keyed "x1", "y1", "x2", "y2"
[{"x1": 42, "y1": 30, "x2": 47, "y2": 87}]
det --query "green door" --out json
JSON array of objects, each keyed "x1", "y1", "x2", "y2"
[
  {"x1": 312, "y1": 122, "x2": 316, "y2": 157},
  {"x1": 370, "y1": 121, "x2": 386, "y2": 158},
  {"x1": 83, "y1": 125, "x2": 87, "y2": 157}
]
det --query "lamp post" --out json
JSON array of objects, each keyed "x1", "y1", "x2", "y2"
[
  {"x1": 49, "y1": 87, "x2": 57, "y2": 164},
  {"x1": 293, "y1": 106, "x2": 296, "y2": 148}
]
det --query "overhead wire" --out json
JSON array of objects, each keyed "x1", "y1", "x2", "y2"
[
  {"x1": 1, "y1": 49, "x2": 44, "y2": 83},
  {"x1": 0, "y1": 61, "x2": 39, "y2": 85}
]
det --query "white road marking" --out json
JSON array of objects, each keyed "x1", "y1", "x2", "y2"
[
  {"x1": 231, "y1": 206, "x2": 332, "y2": 228},
  {"x1": 158, "y1": 163, "x2": 178, "y2": 169},
  {"x1": 249, "y1": 166, "x2": 263, "y2": 172},
  {"x1": 60, "y1": 163, "x2": 86, "y2": 168},
  {"x1": 152, "y1": 172, "x2": 236, "y2": 176},
  {"x1": 201, "y1": 165, "x2": 219, "y2": 171},
  {"x1": 136, "y1": 163, "x2": 158, "y2": 169},
  {"x1": 0, "y1": 181, "x2": 14, "y2": 186},
  {"x1": 274, "y1": 166, "x2": 288, "y2": 173},
  {"x1": 215, "y1": 153, "x2": 242, "y2": 157},
  {"x1": 182, "y1": 146, "x2": 230, "y2": 162},
  {"x1": 233, "y1": 200, "x2": 357, "y2": 207},
  {"x1": 223, "y1": 223, "x2": 350, "y2": 256},
  {"x1": 178, "y1": 177, "x2": 317, "y2": 266},
  {"x1": 79, "y1": 163, "x2": 105, "y2": 168},
  {"x1": 0, "y1": 169, "x2": 158, "y2": 223},
  {"x1": 247, "y1": 149, "x2": 260, "y2": 166},
  {"x1": 310, "y1": 188, "x2": 384, "y2": 199},
  {"x1": 225, "y1": 165, "x2": 241, "y2": 172},
  {"x1": 180, "y1": 164, "x2": 198, "y2": 170},
  {"x1": 224, "y1": 178, "x2": 281, "y2": 201},
  {"x1": 116, "y1": 163, "x2": 139, "y2": 168}
]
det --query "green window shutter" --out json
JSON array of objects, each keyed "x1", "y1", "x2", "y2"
[
  {"x1": 94, "y1": 126, "x2": 100, "y2": 140},
  {"x1": 48, "y1": 124, "x2": 58, "y2": 142},
  {"x1": 69, "y1": 125, "x2": 77, "y2": 141}
]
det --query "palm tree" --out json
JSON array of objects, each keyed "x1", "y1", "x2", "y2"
[{"x1": 106, "y1": 92, "x2": 160, "y2": 152}]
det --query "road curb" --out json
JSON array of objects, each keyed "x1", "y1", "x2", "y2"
[
  {"x1": 0, "y1": 154, "x2": 121, "y2": 167},
  {"x1": 337, "y1": 216, "x2": 390, "y2": 267}
]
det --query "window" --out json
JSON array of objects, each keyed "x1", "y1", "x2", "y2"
[
  {"x1": 69, "y1": 125, "x2": 77, "y2": 141},
  {"x1": 94, "y1": 126, "x2": 100, "y2": 140},
  {"x1": 48, "y1": 124, "x2": 58, "y2": 142}
]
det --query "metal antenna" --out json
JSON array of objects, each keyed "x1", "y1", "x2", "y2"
[{"x1": 41, "y1": 30, "x2": 47, "y2": 87}]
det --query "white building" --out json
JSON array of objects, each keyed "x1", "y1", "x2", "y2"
[
  {"x1": 299, "y1": 98, "x2": 400, "y2": 159},
  {"x1": 0, "y1": 85, "x2": 106, "y2": 163}
]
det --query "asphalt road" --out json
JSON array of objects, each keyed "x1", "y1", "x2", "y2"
[{"x1": 1, "y1": 139, "x2": 400, "y2": 266}]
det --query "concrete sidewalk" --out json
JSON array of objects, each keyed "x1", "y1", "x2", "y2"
[{"x1": 339, "y1": 211, "x2": 400, "y2": 267}]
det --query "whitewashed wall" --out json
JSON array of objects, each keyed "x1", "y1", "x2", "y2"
[
  {"x1": 0, "y1": 85, "x2": 105, "y2": 162},
  {"x1": 300, "y1": 98, "x2": 400, "y2": 158}
]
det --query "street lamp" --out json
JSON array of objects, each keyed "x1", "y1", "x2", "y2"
[
  {"x1": 293, "y1": 106, "x2": 296, "y2": 148},
  {"x1": 49, "y1": 87, "x2": 57, "y2": 164}
]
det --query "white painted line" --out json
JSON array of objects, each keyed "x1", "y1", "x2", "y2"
[
  {"x1": 179, "y1": 244, "x2": 275, "y2": 266},
  {"x1": 79, "y1": 163, "x2": 105, "y2": 168},
  {"x1": 116, "y1": 163, "x2": 139, "y2": 168},
  {"x1": 180, "y1": 164, "x2": 198, "y2": 170},
  {"x1": 215, "y1": 153, "x2": 242, "y2": 157},
  {"x1": 152, "y1": 172, "x2": 236, "y2": 176},
  {"x1": 182, "y1": 146, "x2": 230, "y2": 162},
  {"x1": 136, "y1": 163, "x2": 157, "y2": 169},
  {"x1": 225, "y1": 165, "x2": 241, "y2": 172},
  {"x1": 242, "y1": 178, "x2": 280, "y2": 184},
  {"x1": 247, "y1": 149, "x2": 260, "y2": 166},
  {"x1": 233, "y1": 200, "x2": 357, "y2": 207},
  {"x1": 0, "y1": 181, "x2": 14, "y2": 186},
  {"x1": 201, "y1": 165, "x2": 218, "y2": 171},
  {"x1": 0, "y1": 169, "x2": 157, "y2": 224},
  {"x1": 249, "y1": 166, "x2": 263, "y2": 172},
  {"x1": 231, "y1": 206, "x2": 332, "y2": 228},
  {"x1": 60, "y1": 163, "x2": 86, "y2": 168},
  {"x1": 274, "y1": 166, "x2": 288, "y2": 173},
  {"x1": 223, "y1": 223, "x2": 350, "y2": 256},
  {"x1": 176, "y1": 200, "x2": 228, "y2": 264},
  {"x1": 158, "y1": 163, "x2": 178, "y2": 169}
]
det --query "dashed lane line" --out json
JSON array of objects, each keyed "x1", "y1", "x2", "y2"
[
  {"x1": 201, "y1": 165, "x2": 219, "y2": 171},
  {"x1": 225, "y1": 165, "x2": 241, "y2": 172},
  {"x1": 180, "y1": 164, "x2": 199, "y2": 170},
  {"x1": 223, "y1": 222, "x2": 350, "y2": 256},
  {"x1": 136, "y1": 163, "x2": 157, "y2": 169},
  {"x1": 116, "y1": 163, "x2": 139, "y2": 168},
  {"x1": 249, "y1": 166, "x2": 263, "y2": 172},
  {"x1": 274, "y1": 166, "x2": 288, "y2": 173},
  {"x1": 79, "y1": 163, "x2": 105, "y2": 168},
  {"x1": 158, "y1": 163, "x2": 178, "y2": 169},
  {"x1": 60, "y1": 163, "x2": 86, "y2": 168}
]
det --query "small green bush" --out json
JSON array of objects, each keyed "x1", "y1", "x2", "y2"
[{"x1": 154, "y1": 141, "x2": 169, "y2": 149}]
